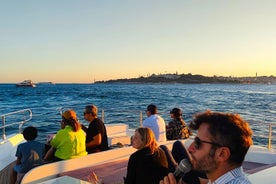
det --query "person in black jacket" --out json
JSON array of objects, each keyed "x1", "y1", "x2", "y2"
[{"x1": 125, "y1": 127, "x2": 168, "y2": 184}]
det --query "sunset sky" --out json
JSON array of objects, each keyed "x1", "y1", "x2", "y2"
[{"x1": 1, "y1": 1, "x2": 275, "y2": 83}]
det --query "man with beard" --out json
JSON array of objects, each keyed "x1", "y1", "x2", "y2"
[{"x1": 160, "y1": 110, "x2": 253, "y2": 184}]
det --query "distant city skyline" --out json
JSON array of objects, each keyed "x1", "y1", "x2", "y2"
[{"x1": 1, "y1": 1, "x2": 276, "y2": 83}]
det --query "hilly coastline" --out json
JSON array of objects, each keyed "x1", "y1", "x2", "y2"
[{"x1": 95, "y1": 73, "x2": 276, "y2": 84}]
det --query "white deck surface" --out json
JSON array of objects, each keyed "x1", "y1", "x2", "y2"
[
  {"x1": 38, "y1": 176, "x2": 90, "y2": 184},
  {"x1": 248, "y1": 166, "x2": 276, "y2": 184},
  {"x1": 0, "y1": 133, "x2": 25, "y2": 171}
]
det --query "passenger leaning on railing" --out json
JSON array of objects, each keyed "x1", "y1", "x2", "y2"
[{"x1": 43, "y1": 110, "x2": 87, "y2": 162}]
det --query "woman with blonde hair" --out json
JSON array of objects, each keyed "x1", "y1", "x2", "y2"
[
  {"x1": 124, "y1": 127, "x2": 168, "y2": 184},
  {"x1": 44, "y1": 110, "x2": 87, "y2": 162}
]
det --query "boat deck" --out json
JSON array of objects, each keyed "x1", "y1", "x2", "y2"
[{"x1": 56, "y1": 159, "x2": 274, "y2": 184}]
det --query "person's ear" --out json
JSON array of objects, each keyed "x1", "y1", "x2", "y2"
[{"x1": 216, "y1": 147, "x2": 231, "y2": 162}]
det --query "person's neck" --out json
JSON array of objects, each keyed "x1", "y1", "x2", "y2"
[{"x1": 89, "y1": 116, "x2": 97, "y2": 122}]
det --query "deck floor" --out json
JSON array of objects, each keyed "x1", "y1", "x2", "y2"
[
  {"x1": 58, "y1": 160, "x2": 272, "y2": 184},
  {"x1": 59, "y1": 159, "x2": 128, "y2": 184}
]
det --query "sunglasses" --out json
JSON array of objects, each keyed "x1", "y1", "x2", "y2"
[
  {"x1": 83, "y1": 112, "x2": 90, "y2": 115},
  {"x1": 194, "y1": 137, "x2": 223, "y2": 150}
]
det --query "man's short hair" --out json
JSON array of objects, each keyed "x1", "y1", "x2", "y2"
[
  {"x1": 85, "y1": 104, "x2": 98, "y2": 117},
  {"x1": 147, "y1": 104, "x2": 157, "y2": 114}
]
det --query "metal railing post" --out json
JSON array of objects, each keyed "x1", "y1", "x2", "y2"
[
  {"x1": 140, "y1": 111, "x2": 143, "y2": 127},
  {"x1": 2, "y1": 116, "x2": 6, "y2": 140},
  {"x1": 268, "y1": 124, "x2": 272, "y2": 149},
  {"x1": 102, "y1": 109, "x2": 105, "y2": 123}
]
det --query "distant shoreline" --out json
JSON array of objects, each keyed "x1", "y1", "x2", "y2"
[
  {"x1": 95, "y1": 73, "x2": 276, "y2": 84},
  {"x1": 1, "y1": 74, "x2": 275, "y2": 85}
]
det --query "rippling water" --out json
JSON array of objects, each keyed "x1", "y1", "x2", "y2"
[{"x1": 1, "y1": 83, "x2": 275, "y2": 147}]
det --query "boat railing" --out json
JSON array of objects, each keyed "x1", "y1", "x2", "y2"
[
  {"x1": 268, "y1": 123, "x2": 276, "y2": 150},
  {"x1": 0, "y1": 109, "x2": 32, "y2": 140},
  {"x1": 58, "y1": 107, "x2": 276, "y2": 149},
  {"x1": 58, "y1": 107, "x2": 144, "y2": 128},
  {"x1": 100, "y1": 109, "x2": 143, "y2": 127},
  {"x1": 101, "y1": 110, "x2": 276, "y2": 150}
]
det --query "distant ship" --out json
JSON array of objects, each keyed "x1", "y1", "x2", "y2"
[
  {"x1": 15, "y1": 80, "x2": 36, "y2": 87},
  {"x1": 37, "y1": 82, "x2": 55, "y2": 85}
]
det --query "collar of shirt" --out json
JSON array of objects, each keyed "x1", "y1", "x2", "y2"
[{"x1": 207, "y1": 167, "x2": 250, "y2": 184}]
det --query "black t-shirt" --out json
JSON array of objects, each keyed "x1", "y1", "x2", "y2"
[{"x1": 85, "y1": 118, "x2": 108, "y2": 153}]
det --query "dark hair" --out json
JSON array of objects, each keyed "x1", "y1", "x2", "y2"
[
  {"x1": 23, "y1": 126, "x2": 38, "y2": 141},
  {"x1": 189, "y1": 110, "x2": 253, "y2": 164},
  {"x1": 147, "y1": 104, "x2": 157, "y2": 114},
  {"x1": 85, "y1": 104, "x2": 98, "y2": 117},
  {"x1": 170, "y1": 108, "x2": 182, "y2": 118}
]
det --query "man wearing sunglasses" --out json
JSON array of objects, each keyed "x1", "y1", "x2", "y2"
[
  {"x1": 82, "y1": 105, "x2": 108, "y2": 154},
  {"x1": 160, "y1": 110, "x2": 253, "y2": 184}
]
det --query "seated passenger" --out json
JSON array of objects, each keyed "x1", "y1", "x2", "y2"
[
  {"x1": 44, "y1": 110, "x2": 87, "y2": 161},
  {"x1": 124, "y1": 127, "x2": 168, "y2": 184},
  {"x1": 143, "y1": 104, "x2": 166, "y2": 142},
  {"x1": 11, "y1": 126, "x2": 45, "y2": 184},
  {"x1": 82, "y1": 105, "x2": 108, "y2": 153},
  {"x1": 166, "y1": 108, "x2": 191, "y2": 140}
]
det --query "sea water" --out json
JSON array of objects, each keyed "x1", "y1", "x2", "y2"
[{"x1": 0, "y1": 83, "x2": 275, "y2": 147}]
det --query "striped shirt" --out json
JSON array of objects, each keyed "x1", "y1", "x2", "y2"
[{"x1": 208, "y1": 167, "x2": 251, "y2": 184}]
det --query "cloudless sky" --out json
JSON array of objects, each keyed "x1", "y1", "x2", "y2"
[{"x1": 1, "y1": 1, "x2": 275, "y2": 83}]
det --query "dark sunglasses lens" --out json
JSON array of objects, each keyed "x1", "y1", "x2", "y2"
[{"x1": 194, "y1": 137, "x2": 201, "y2": 149}]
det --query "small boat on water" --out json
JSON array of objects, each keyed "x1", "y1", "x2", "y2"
[
  {"x1": 15, "y1": 80, "x2": 36, "y2": 87},
  {"x1": 1, "y1": 109, "x2": 276, "y2": 184}
]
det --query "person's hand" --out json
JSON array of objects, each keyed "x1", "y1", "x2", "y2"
[{"x1": 160, "y1": 173, "x2": 179, "y2": 184}]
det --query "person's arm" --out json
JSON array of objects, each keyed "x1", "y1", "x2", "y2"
[
  {"x1": 43, "y1": 147, "x2": 55, "y2": 162},
  {"x1": 81, "y1": 124, "x2": 88, "y2": 133},
  {"x1": 199, "y1": 178, "x2": 208, "y2": 184},
  {"x1": 124, "y1": 156, "x2": 136, "y2": 184},
  {"x1": 15, "y1": 157, "x2": 21, "y2": 165},
  {"x1": 86, "y1": 133, "x2": 102, "y2": 148}
]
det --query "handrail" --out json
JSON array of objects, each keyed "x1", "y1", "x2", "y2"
[
  {"x1": 0, "y1": 109, "x2": 32, "y2": 140},
  {"x1": 57, "y1": 107, "x2": 276, "y2": 149},
  {"x1": 268, "y1": 123, "x2": 276, "y2": 150},
  {"x1": 100, "y1": 109, "x2": 143, "y2": 126}
]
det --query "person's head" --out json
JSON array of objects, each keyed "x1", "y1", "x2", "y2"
[
  {"x1": 83, "y1": 104, "x2": 98, "y2": 122},
  {"x1": 188, "y1": 110, "x2": 253, "y2": 175},
  {"x1": 170, "y1": 108, "x2": 182, "y2": 119},
  {"x1": 62, "y1": 109, "x2": 81, "y2": 132},
  {"x1": 23, "y1": 126, "x2": 38, "y2": 141},
  {"x1": 146, "y1": 104, "x2": 157, "y2": 116},
  {"x1": 132, "y1": 127, "x2": 158, "y2": 153}
]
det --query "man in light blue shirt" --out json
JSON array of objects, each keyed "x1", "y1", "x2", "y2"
[
  {"x1": 142, "y1": 104, "x2": 166, "y2": 142},
  {"x1": 160, "y1": 110, "x2": 253, "y2": 184}
]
